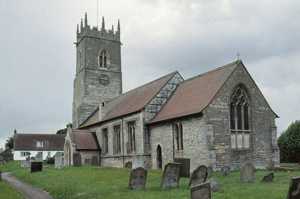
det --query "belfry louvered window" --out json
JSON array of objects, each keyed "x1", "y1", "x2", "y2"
[{"x1": 230, "y1": 85, "x2": 251, "y2": 150}]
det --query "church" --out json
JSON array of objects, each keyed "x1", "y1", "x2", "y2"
[{"x1": 64, "y1": 13, "x2": 280, "y2": 173}]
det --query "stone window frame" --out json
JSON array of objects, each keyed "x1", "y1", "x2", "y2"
[
  {"x1": 229, "y1": 84, "x2": 252, "y2": 150},
  {"x1": 127, "y1": 121, "x2": 136, "y2": 154},
  {"x1": 173, "y1": 122, "x2": 184, "y2": 151},
  {"x1": 102, "y1": 128, "x2": 109, "y2": 155},
  {"x1": 98, "y1": 49, "x2": 110, "y2": 69},
  {"x1": 113, "y1": 124, "x2": 122, "y2": 155}
]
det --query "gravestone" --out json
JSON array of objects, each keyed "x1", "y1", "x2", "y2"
[
  {"x1": 190, "y1": 182, "x2": 211, "y2": 199},
  {"x1": 31, "y1": 162, "x2": 43, "y2": 173},
  {"x1": 161, "y1": 163, "x2": 181, "y2": 189},
  {"x1": 287, "y1": 177, "x2": 300, "y2": 199},
  {"x1": 221, "y1": 166, "x2": 230, "y2": 176},
  {"x1": 128, "y1": 167, "x2": 147, "y2": 190},
  {"x1": 261, "y1": 172, "x2": 274, "y2": 183},
  {"x1": 240, "y1": 162, "x2": 255, "y2": 183},
  {"x1": 21, "y1": 160, "x2": 30, "y2": 168},
  {"x1": 189, "y1": 165, "x2": 208, "y2": 187},
  {"x1": 91, "y1": 156, "x2": 98, "y2": 166},
  {"x1": 54, "y1": 152, "x2": 64, "y2": 169},
  {"x1": 207, "y1": 166, "x2": 213, "y2": 178},
  {"x1": 73, "y1": 153, "x2": 82, "y2": 166}
]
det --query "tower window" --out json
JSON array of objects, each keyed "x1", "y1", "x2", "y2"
[
  {"x1": 127, "y1": 121, "x2": 136, "y2": 153},
  {"x1": 99, "y1": 50, "x2": 108, "y2": 68},
  {"x1": 230, "y1": 85, "x2": 251, "y2": 150}
]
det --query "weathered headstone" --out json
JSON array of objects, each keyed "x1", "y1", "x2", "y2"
[
  {"x1": 207, "y1": 166, "x2": 213, "y2": 178},
  {"x1": 209, "y1": 178, "x2": 221, "y2": 192},
  {"x1": 221, "y1": 166, "x2": 230, "y2": 176},
  {"x1": 161, "y1": 163, "x2": 181, "y2": 189},
  {"x1": 190, "y1": 182, "x2": 211, "y2": 199},
  {"x1": 91, "y1": 156, "x2": 98, "y2": 166},
  {"x1": 240, "y1": 162, "x2": 255, "y2": 183},
  {"x1": 55, "y1": 152, "x2": 64, "y2": 169},
  {"x1": 287, "y1": 177, "x2": 300, "y2": 199},
  {"x1": 261, "y1": 172, "x2": 274, "y2": 183},
  {"x1": 73, "y1": 153, "x2": 82, "y2": 166},
  {"x1": 31, "y1": 162, "x2": 43, "y2": 173},
  {"x1": 189, "y1": 165, "x2": 208, "y2": 187},
  {"x1": 128, "y1": 167, "x2": 147, "y2": 190}
]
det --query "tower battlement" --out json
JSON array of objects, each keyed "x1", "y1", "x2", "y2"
[{"x1": 76, "y1": 13, "x2": 120, "y2": 43}]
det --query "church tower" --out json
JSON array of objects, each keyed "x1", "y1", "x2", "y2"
[{"x1": 72, "y1": 13, "x2": 122, "y2": 128}]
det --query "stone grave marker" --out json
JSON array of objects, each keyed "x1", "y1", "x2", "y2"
[
  {"x1": 91, "y1": 156, "x2": 98, "y2": 166},
  {"x1": 31, "y1": 162, "x2": 43, "y2": 173},
  {"x1": 55, "y1": 152, "x2": 64, "y2": 169},
  {"x1": 287, "y1": 176, "x2": 300, "y2": 199},
  {"x1": 189, "y1": 165, "x2": 208, "y2": 187},
  {"x1": 73, "y1": 153, "x2": 82, "y2": 166},
  {"x1": 240, "y1": 162, "x2": 255, "y2": 183},
  {"x1": 261, "y1": 172, "x2": 274, "y2": 183},
  {"x1": 221, "y1": 166, "x2": 230, "y2": 176},
  {"x1": 190, "y1": 182, "x2": 211, "y2": 199},
  {"x1": 128, "y1": 167, "x2": 147, "y2": 190},
  {"x1": 161, "y1": 163, "x2": 181, "y2": 189}
]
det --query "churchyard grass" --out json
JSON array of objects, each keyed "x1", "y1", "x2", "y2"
[
  {"x1": 1, "y1": 161, "x2": 300, "y2": 199},
  {"x1": 0, "y1": 180, "x2": 24, "y2": 199}
]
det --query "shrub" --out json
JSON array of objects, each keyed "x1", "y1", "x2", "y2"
[{"x1": 278, "y1": 121, "x2": 300, "y2": 163}]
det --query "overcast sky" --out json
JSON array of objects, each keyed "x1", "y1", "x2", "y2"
[{"x1": 1, "y1": 0, "x2": 300, "y2": 148}]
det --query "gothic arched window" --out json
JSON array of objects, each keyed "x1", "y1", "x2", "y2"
[
  {"x1": 173, "y1": 122, "x2": 183, "y2": 150},
  {"x1": 230, "y1": 85, "x2": 251, "y2": 150},
  {"x1": 98, "y1": 50, "x2": 108, "y2": 68}
]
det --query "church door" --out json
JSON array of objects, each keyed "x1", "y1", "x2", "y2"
[{"x1": 157, "y1": 145, "x2": 162, "y2": 169}]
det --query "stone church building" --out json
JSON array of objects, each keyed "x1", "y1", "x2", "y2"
[{"x1": 64, "y1": 14, "x2": 280, "y2": 172}]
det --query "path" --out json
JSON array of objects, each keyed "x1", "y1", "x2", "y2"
[{"x1": 2, "y1": 172, "x2": 53, "y2": 199}]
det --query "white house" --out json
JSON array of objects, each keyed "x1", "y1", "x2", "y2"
[{"x1": 13, "y1": 133, "x2": 65, "y2": 161}]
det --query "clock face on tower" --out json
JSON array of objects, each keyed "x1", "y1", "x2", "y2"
[{"x1": 99, "y1": 74, "x2": 110, "y2": 86}]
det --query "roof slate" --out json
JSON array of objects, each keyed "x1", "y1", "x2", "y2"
[
  {"x1": 149, "y1": 61, "x2": 239, "y2": 124},
  {"x1": 14, "y1": 134, "x2": 65, "y2": 151}
]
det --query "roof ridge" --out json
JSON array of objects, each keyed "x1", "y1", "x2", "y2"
[{"x1": 182, "y1": 60, "x2": 239, "y2": 84}]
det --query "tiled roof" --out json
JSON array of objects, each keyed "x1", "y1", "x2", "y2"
[
  {"x1": 149, "y1": 61, "x2": 239, "y2": 124},
  {"x1": 71, "y1": 130, "x2": 99, "y2": 150},
  {"x1": 80, "y1": 72, "x2": 177, "y2": 128},
  {"x1": 14, "y1": 134, "x2": 65, "y2": 151}
]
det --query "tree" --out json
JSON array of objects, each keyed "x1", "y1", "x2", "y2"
[{"x1": 278, "y1": 121, "x2": 300, "y2": 163}]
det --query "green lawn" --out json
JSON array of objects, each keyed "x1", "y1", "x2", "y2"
[
  {"x1": 0, "y1": 161, "x2": 299, "y2": 199},
  {"x1": 0, "y1": 180, "x2": 23, "y2": 199}
]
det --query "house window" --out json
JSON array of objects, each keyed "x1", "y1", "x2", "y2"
[
  {"x1": 230, "y1": 85, "x2": 251, "y2": 150},
  {"x1": 98, "y1": 50, "x2": 108, "y2": 68},
  {"x1": 102, "y1": 128, "x2": 109, "y2": 154},
  {"x1": 36, "y1": 141, "x2": 44, "y2": 148},
  {"x1": 21, "y1": 152, "x2": 30, "y2": 157},
  {"x1": 173, "y1": 122, "x2": 184, "y2": 150},
  {"x1": 127, "y1": 121, "x2": 136, "y2": 153},
  {"x1": 113, "y1": 125, "x2": 121, "y2": 154}
]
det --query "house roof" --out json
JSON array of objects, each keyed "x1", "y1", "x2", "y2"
[
  {"x1": 149, "y1": 61, "x2": 239, "y2": 124},
  {"x1": 71, "y1": 130, "x2": 99, "y2": 150},
  {"x1": 80, "y1": 72, "x2": 178, "y2": 128},
  {"x1": 14, "y1": 134, "x2": 65, "y2": 151}
]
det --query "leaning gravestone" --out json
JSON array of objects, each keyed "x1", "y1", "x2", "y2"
[
  {"x1": 189, "y1": 165, "x2": 208, "y2": 187},
  {"x1": 190, "y1": 182, "x2": 211, "y2": 199},
  {"x1": 128, "y1": 167, "x2": 147, "y2": 190},
  {"x1": 261, "y1": 172, "x2": 274, "y2": 183},
  {"x1": 161, "y1": 163, "x2": 181, "y2": 189},
  {"x1": 221, "y1": 166, "x2": 230, "y2": 176},
  {"x1": 31, "y1": 162, "x2": 43, "y2": 173},
  {"x1": 91, "y1": 156, "x2": 98, "y2": 166},
  {"x1": 287, "y1": 177, "x2": 300, "y2": 199},
  {"x1": 240, "y1": 162, "x2": 255, "y2": 183},
  {"x1": 73, "y1": 153, "x2": 82, "y2": 166},
  {"x1": 55, "y1": 152, "x2": 64, "y2": 169}
]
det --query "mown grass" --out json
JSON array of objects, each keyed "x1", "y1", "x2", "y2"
[
  {"x1": 0, "y1": 179, "x2": 24, "y2": 199},
  {"x1": 1, "y1": 161, "x2": 299, "y2": 199}
]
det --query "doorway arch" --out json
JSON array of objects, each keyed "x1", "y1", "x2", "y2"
[{"x1": 156, "y1": 145, "x2": 162, "y2": 169}]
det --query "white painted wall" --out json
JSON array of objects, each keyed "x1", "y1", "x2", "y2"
[{"x1": 13, "y1": 150, "x2": 63, "y2": 161}]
